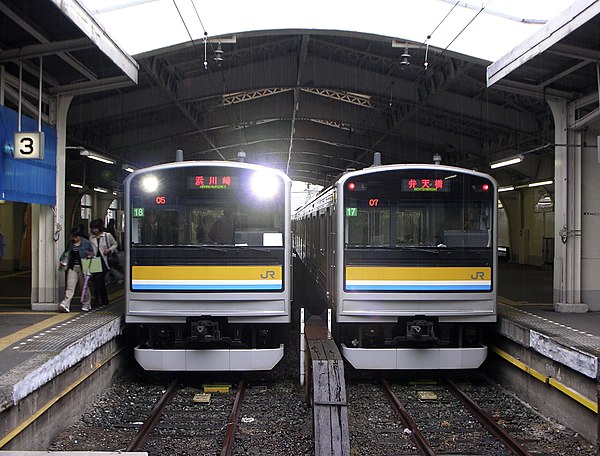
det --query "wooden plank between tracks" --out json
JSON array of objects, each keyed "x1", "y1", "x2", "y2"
[{"x1": 308, "y1": 339, "x2": 350, "y2": 456}]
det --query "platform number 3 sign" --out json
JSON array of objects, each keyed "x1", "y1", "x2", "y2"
[{"x1": 14, "y1": 131, "x2": 45, "y2": 160}]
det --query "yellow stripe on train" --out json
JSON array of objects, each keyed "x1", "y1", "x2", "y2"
[
  {"x1": 132, "y1": 265, "x2": 282, "y2": 281},
  {"x1": 346, "y1": 266, "x2": 491, "y2": 281}
]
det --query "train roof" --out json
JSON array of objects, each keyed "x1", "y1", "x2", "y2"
[{"x1": 293, "y1": 162, "x2": 498, "y2": 218}]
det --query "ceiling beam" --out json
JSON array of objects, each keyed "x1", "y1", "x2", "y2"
[{"x1": 48, "y1": 0, "x2": 138, "y2": 83}]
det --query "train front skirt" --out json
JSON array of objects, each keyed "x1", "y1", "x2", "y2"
[
  {"x1": 133, "y1": 344, "x2": 284, "y2": 371},
  {"x1": 341, "y1": 344, "x2": 488, "y2": 369}
]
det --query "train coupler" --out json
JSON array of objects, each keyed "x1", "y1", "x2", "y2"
[
  {"x1": 406, "y1": 319, "x2": 435, "y2": 341},
  {"x1": 190, "y1": 319, "x2": 223, "y2": 342}
]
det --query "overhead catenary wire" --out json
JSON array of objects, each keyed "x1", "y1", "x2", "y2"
[
  {"x1": 188, "y1": 0, "x2": 208, "y2": 36},
  {"x1": 183, "y1": 4, "x2": 254, "y2": 163},
  {"x1": 438, "y1": 0, "x2": 547, "y2": 24},
  {"x1": 440, "y1": 0, "x2": 492, "y2": 54},
  {"x1": 422, "y1": 0, "x2": 460, "y2": 68},
  {"x1": 346, "y1": 0, "x2": 490, "y2": 169},
  {"x1": 172, "y1": 0, "x2": 196, "y2": 45},
  {"x1": 165, "y1": 0, "x2": 231, "y2": 160}
]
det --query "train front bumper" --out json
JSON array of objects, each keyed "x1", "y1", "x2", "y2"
[
  {"x1": 134, "y1": 344, "x2": 284, "y2": 371},
  {"x1": 341, "y1": 343, "x2": 488, "y2": 369}
]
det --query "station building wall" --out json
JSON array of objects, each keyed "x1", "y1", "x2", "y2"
[{"x1": 582, "y1": 124, "x2": 600, "y2": 310}]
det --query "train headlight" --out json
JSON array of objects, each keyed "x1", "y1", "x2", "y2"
[
  {"x1": 250, "y1": 171, "x2": 279, "y2": 198},
  {"x1": 141, "y1": 175, "x2": 159, "y2": 193}
]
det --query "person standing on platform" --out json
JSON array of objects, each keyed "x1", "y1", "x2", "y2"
[
  {"x1": 58, "y1": 227, "x2": 94, "y2": 313},
  {"x1": 105, "y1": 218, "x2": 123, "y2": 284},
  {"x1": 89, "y1": 219, "x2": 118, "y2": 308}
]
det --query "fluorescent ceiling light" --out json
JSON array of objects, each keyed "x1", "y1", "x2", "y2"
[
  {"x1": 80, "y1": 149, "x2": 115, "y2": 165},
  {"x1": 70, "y1": 183, "x2": 84, "y2": 189},
  {"x1": 498, "y1": 186, "x2": 514, "y2": 192},
  {"x1": 490, "y1": 154, "x2": 524, "y2": 169},
  {"x1": 528, "y1": 180, "x2": 553, "y2": 188},
  {"x1": 93, "y1": 186, "x2": 108, "y2": 193},
  {"x1": 122, "y1": 164, "x2": 136, "y2": 173}
]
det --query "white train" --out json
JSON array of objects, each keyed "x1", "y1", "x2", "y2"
[
  {"x1": 293, "y1": 160, "x2": 497, "y2": 370},
  {"x1": 124, "y1": 159, "x2": 292, "y2": 371}
]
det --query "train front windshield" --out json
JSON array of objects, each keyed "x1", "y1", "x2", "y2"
[
  {"x1": 342, "y1": 168, "x2": 495, "y2": 293},
  {"x1": 129, "y1": 166, "x2": 286, "y2": 248},
  {"x1": 344, "y1": 169, "x2": 494, "y2": 249}
]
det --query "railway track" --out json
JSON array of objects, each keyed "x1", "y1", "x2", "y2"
[
  {"x1": 346, "y1": 374, "x2": 587, "y2": 456},
  {"x1": 48, "y1": 370, "x2": 595, "y2": 455},
  {"x1": 381, "y1": 378, "x2": 531, "y2": 455},
  {"x1": 125, "y1": 379, "x2": 246, "y2": 455}
]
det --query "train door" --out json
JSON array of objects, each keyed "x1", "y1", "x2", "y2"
[{"x1": 326, "y1": 206, "x2": 336, "y2": 305}]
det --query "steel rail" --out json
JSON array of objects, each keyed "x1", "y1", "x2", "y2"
[
  {"x1": 381, "y1": 379, "x2": 436, "y2": 456},
  {"x1": 446, "y1": 378, "x2": 533, "y2": 456},
  {"x1": 126, "y1": 379, "x2": 179, "y2": 452},
  {"x1": 220, "y1": 379, "x2": 246, "y2": 456}
]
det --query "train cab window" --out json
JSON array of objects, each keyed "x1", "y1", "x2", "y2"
[
  {"x1": 129, "y1": 166, "x2": 286, "y2": 248},
  {"x1": 343, "y1": 169, "x2": 494, "y2": 250}
]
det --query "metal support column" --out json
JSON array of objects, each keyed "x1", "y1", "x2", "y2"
[
  {"x1": 547, "y1": 97, "x2": 587, "y2": 313},
  {"x1": 31, "y1": 95, "x2": 72, "y2": 310}
]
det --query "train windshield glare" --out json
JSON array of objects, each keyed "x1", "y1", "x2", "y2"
[
  {"x1": 129, "y1": 167, "x2": 285, "y2": 247},
  {"x1": 344, "y1": 170, "x2": 494, "y2": 248}
]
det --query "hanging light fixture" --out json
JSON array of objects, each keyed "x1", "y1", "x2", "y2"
[
  {"x1": 80, "y1": 149, "x2": 115, "y2": 165},
  {"x1": 490, "y1": 154, "x2": 524, "y2": 169},
  {"x1": 214, "y1": 42, "x2": 224, "y2": 65},
  {"x1": 400, "y1": 47, "x2": 411, "y2": 66},
  {"x1": 528, "y1": 180, "x2": 553, "y2": 188},
  {"x1": 498, "y1": 186, "x2": 515, "y2": 192}
]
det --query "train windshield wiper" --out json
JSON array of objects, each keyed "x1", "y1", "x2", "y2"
[
  {"x1": 197, "y1": 246, "x2": 229, "y2": 254},
  {"x1": 405, "y1": 247, "x2": 443, "y2": 254}
]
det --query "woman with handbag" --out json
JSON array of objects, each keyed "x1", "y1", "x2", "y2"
[
  {"x1": 105, "y1": 218, "x2": 124, "y2": 284},
  {"x1": 89, "y1": 219, "x2": 118, "y2": 308},
  {"x1": 58, "y1": 227, "x2": 94, "y2": 312}
]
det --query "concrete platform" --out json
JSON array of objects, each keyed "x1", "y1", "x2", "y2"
[
  {"x1": 496, "y1": 298, "x2": 600, "y2": 379},
  {"x1": 479, "y1": 262, "x2": 600, "y2": 444},
  {"x1": 0, "y1": 302, "x2": 124, "y2": 412},
  {"x1": 0, "y1": 270, "x2": 126, "y2": 451}
]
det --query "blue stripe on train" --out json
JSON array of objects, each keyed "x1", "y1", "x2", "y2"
[
  {"x1": 132, "y1": 284, "x2": 282, "y2": 291},
  {"x1": 345, "y1": 284, "x2": 491, "y2": 291}
]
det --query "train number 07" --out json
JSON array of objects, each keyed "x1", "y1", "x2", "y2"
[{"x1": 368, "y1": 198, "x2": 379, "y2": 207}]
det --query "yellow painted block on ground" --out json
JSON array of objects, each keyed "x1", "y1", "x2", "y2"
[{"x1": 203, "y1": 384, "x2": 231, "y2": 393}]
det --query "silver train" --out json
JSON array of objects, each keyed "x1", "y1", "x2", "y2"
[
  {"x1": 124, "y1": 160, "x2": 292, "y2": 371},
  {"x1": 293, "y1": 161, "x2": 497, "y2": 370}
]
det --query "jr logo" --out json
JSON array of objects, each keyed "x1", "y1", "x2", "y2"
[
  {"x1": 260, "y1": 270, "x2": 276, "y2": 279},
  {"x1": 470, "y1": 271, "x2": 486, "y2": 280}
]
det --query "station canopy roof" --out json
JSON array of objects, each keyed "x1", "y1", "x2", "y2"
[{"x1": 3, "y1": 1, "x2": 598, "y2": 192}]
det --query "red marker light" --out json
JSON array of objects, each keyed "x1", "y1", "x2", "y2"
[
  {"x1": 482, "y1": 183, "x2": 490, "y2": 191},
  {"x1": 348, "y1": 182, "x2": 356, "y2": 190}
]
